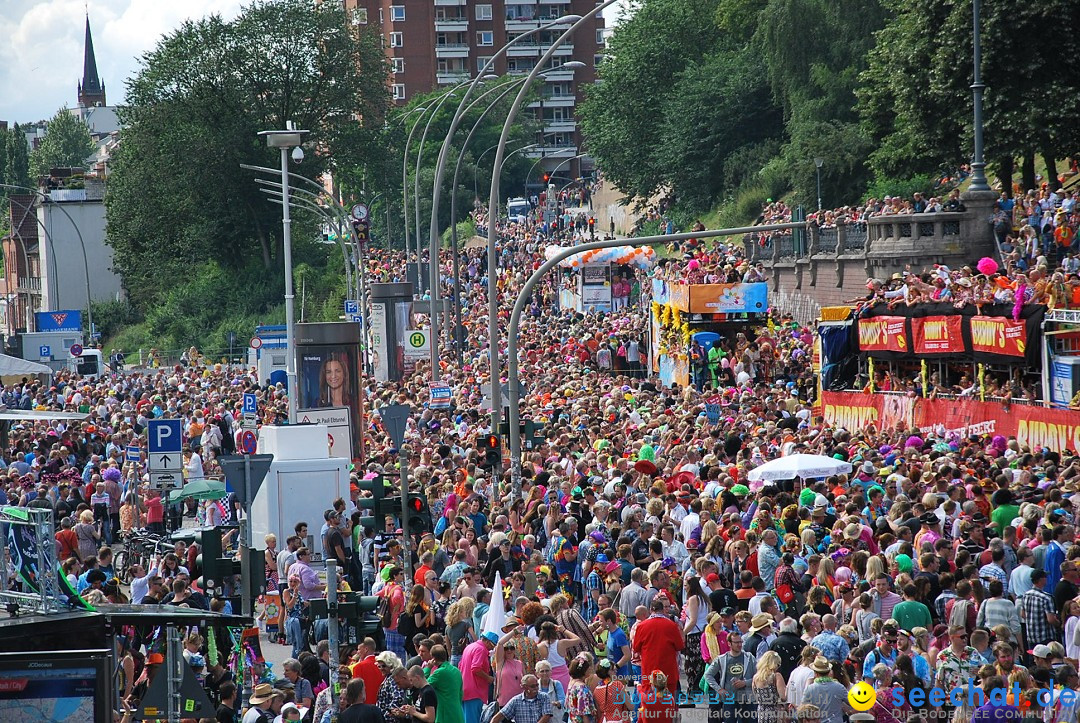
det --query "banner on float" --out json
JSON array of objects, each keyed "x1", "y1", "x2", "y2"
[
  {"x1": 970, "y1": 316, "x2": 1027, "y2": 357},
  {"x1": 911, "y1": 316, "x2": 965, "y2": 354},
  {"x1": 857, "y1": 316, "x2": 908, "y2": 353},
  {"x1": 821, "y1": 391, "x2": 1080, "y2": 454}
]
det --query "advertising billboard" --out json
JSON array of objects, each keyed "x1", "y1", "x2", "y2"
[{"x1": 296, "y1": 323, "x2": 361, "y2": 461}]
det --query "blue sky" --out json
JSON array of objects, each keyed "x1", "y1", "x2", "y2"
[{"x1": 0, "y1": 0, "x2": 631, "y2": 125}]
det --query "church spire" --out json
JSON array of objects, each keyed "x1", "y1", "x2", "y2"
[{"x1": 78, "y1": 14, "x2": 106, "y2": 108}]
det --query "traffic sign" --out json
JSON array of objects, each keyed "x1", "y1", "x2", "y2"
[
  {"x1": 378, "y1": 404, "x2": 411, "y2": 449},
  {"x1": 218, "y1": 454, "x2": 275, "y2": 511},
  {"x1": 348, "y1": 313, "x2": 363, "y2": 324},
  {"x1": 344, "y1": 299, "x2": 359, "y2": 315},
  {"x1": 147, "y1": 419, "x2": 183, "y2": 473},
  {"x1": 149, "y1": 471, "x2": 182, "y2": 489},
  {"x1": 126, "y1": 445, "x2": 140, "y2": 463},
  {"x1": 242, "y1": 393, "x2": 258, "y2": 416},
  {"x1": 404, "y1": 329, "x2": 429, "y2": 359},
  {"x1": 69, "y1": 344, "x2": 83, "y2": 357},
  {"x1": 240, "y1": 430, "x2": 258, "y2": 454},
  {"x1": 249, "y1": 336, "x2": 263, "y2": 350},
  {"x1": 38, "y1": 345, "x2": 50, "y2": 360},
  {"x1": 429, "y1": 382, "x2": 452, "y2": 410},
  {"x1": 351, "y1": 203, "x2": 369, "y2": 222}
]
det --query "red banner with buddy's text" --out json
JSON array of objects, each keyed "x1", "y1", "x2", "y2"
[
  {"x1": 970, "y1": 315, "x2": 1027, "y2": 357},
  {"x1": 911, "y1": 316, "x2": 965, "y2": 354},
  {"x1": 822, "y1": 391, "x2": 1080, "y2": 454},
  {"x1": 857, "y1": 316, "x2": 908, "y2": 353}
]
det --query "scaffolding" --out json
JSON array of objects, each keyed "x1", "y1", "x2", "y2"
[{"x1": 0, "y1": 506, "x2": 67, "y2": 615}]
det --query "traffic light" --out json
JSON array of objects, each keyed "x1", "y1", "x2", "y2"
[
  {"x1": 358, "y1": 474, "x2": 393, "y2": 528},
  {"x1": 352, "y1": 218, "x2": 369, "y2": 246},
  {"x1": 406, "y1": 494, "x2": 432, "y2": 535},
  {"x1": 588, "y1": 217, "x2": 596, "y2": 238},
  {"x1": 244, "y1": 546, "x2": 267, "y2": 604},
  {"x1": 195, "y1": 527, "x2": 232, "y2": 596},
  {"x1": 478, "y1": 434, "x2": 502, "y2": 472},
  {"x1": 542, "y1": 173, "x2": 550, "y2": 184},
  {"x1": 310, "y1": 593, "x2": 383, "y2": 645}
]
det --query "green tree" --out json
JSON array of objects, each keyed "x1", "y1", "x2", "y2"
[
  {"x1": 4, "y1": 123, "x2": 30, "y2": 189},
  {"x1": 106, "y1": 0, "x2": 389, "y2": 307},
  {"x1": 579, "y1": 0, "x2": 728, "y2": 202},
  {"x1": 29, "y1": 107, "x2": 95, "y2": 178}
]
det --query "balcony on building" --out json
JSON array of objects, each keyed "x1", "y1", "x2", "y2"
[
  {"x1": 525, "y1": 145, "x2": 578, "y2": 158},
  {"x1": 544, "y1": 119, "x2": 577, "y2": 134},
  {"x1": 437, "y1": 71, "x2": 471, "y2": 85},
  {"x1": 434, "y1": 0, "x2": 466, "y2": 6},
  {"x1": 435, "y1": 43, "x2": 470, "y2": 59}
]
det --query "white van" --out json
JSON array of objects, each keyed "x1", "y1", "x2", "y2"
[{"x1": 507, "y1": 197, "x2": 529, "y2": 223}]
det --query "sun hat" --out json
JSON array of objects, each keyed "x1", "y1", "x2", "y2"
[
  {"x1": 749, "y1": 613, "x2": 772, "y2": 634},
  {"x1": 250, "y1": 683, "x2": 276, "y2": 705},
  {"x1": 482, "y1": 632, "x2": 499, "y2": 645},
  {"x1": 810, "y1": 657, "x2": 832, "y2": 674}
]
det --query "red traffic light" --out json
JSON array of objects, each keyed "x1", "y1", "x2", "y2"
[
  {"x1": 483, "y1": 434, "x2": 499, "y2": 448},
  {"x1": 588, "y1": 218, "x2": 595, "y2": 226},
  {"x1": 411, "y1": 497, "x2": 423, "y2": 512},
  {"x1": 542, "y1": 174, "x2": 550, "y2": 183}
]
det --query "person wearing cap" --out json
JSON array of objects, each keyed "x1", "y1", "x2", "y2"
[
  {"x1": 861, "y1": 623, "x2": 899, "y2": 682},
  {"x1": 461, "y1": 631, "x2": 499, "y2": 723}
]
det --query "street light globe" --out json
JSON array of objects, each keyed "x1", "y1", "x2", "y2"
[
  {"x1": 292, "y1": 146, "x2": 305, "y2": 164},
  {"x1": 556, "y1": 15, "x2": 583, "y2": 23},
  {"x1": 561, "y1": 61, "x2": 587, "y2": 70},
  {"x1": 814, "y1": 157, "x2": 824, "y2": 168},
  {"x1": 481, "y1": 74, "x2": 499, "y2": 81}
]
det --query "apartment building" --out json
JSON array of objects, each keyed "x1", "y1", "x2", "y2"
[{"x1": 345, "y1": 0, "x2": 604, "y2": 180}]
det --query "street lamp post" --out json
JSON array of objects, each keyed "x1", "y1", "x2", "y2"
[
  {"x1": 814, "y1": 157, "x2": 824, "y2": 213},
  {"x1": 1, "y1": 183, "x2": 94, "y2": 337},
  {"x1": 485, "y1": 1, "x2": 619, "y2": 428},
  {"x1": 426, "y1": 17, "x2": 584, "y2": 380},
  {"x1": 967, "y1": 0, "x2": 990, "y2": 193},
  {"x1": 401, "y1": 107, "x2": 429, "y2": 272},
  {"x1": 258, "y1": 123, "x2": 308, "y2": 424}
]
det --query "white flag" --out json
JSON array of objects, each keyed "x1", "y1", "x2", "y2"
[{"x1": 480, "y1": 571, "x2": 506, "y2": 636}]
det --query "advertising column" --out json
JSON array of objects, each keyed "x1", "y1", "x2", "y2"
[
  {"x1": 369, "y1": 282, "x2": 414, "y2": 383},
  {"x1": 579, "y1": 263, "x2": 612, "y2": 313},
  {"x1": 295, "y1": 322, "x2": 361, "y2": 460}
]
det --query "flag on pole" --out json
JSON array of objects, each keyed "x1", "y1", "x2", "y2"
[{"x1": 480, "y1": 571, "x2": 506, "y2": 636}]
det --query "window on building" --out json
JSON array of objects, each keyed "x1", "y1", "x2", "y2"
[
  {"x1": 390, "y1": 6, "x2": 405, "y2": 22},
  {"x1": 352, "y1": 8, "x2": 368, "y2": 25},
  {"x1": 594, "y1": 54, "x2": 605, "y2": 68},
  {"x1": 390, "y1": 32, "x2": 403, "y2": 48},
  {"x1": 476, "y1": 4, "x2": 493, "y2": 21},
  {"x1": 392, "y1": 58, "x2": 404, "y2": 74},
  {"x1": 477, "y1": 56, "x2": 494, "y2": 73},
  {"x1": 596, "y1": 29, "x2": 605, "y2": 45},
  {"x1": 477, "y1": 31, "x2": 494, "y2": 46},
  {"x1": 392, "y1": 84, "x2": 406, "y2": 101}
]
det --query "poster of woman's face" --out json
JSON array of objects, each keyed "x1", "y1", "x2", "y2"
[{"x1": 298, "y1": 345, "x2": 361, "y2": 459}]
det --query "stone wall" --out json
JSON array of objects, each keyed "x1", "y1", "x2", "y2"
[{"x1": 756, "y1": 189, "x2": 1000, "y2": 312}]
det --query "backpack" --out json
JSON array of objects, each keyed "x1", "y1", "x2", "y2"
[
  {"x1": 398, "y1": 607, "x2": 418, "y2": 642},
  {"x1": 377, "y1": 586, "x2": 396, "y2": 629},
  {"x1": 948, "y1": 598, "x2": 973, "y2": 631}
]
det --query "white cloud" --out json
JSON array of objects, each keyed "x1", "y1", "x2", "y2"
[{"x1": 0, "y1": 0, "x2": 245, "y2": 124}]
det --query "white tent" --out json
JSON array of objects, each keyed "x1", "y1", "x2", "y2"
[
  {"x1": 0, "y1": 354, "x2": 52, "y2": 376},
  {"x1": 746, "y1": 454, "x2": 853, "y2": 485}
]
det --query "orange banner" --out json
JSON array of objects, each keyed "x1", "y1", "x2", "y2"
[
  {"x1": 911, "y1": 316, "x2": 965, "y2": 354},
  {"x1": 821, "y1": 392, "x2": 1080, "y2": 454},
  {"x1": 857, "y1": 316, "x2": 908, "y2": 353},
  {"x1": 970, "y1": 316, "x2": 1027, "y2": 357}
]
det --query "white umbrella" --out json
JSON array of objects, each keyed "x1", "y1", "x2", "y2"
[{"x1": 746, "y1": 454, "x2": 853, "y2": 485}]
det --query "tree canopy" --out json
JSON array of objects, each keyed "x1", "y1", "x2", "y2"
[
  {"x1": 29, "y1": 108, "x2": 95, "y2": 179},
  {"x1": 105, "y1": 0, "x2": 390, "y2": 309},
  {"x1": 579, "y1": 0, "x2": 1080, "y2": 220}
]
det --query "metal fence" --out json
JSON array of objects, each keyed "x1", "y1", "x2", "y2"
[
  {"x1": 843, "y1": 227, "x2": 868, "y2": 253},
  {"x1": 818, "y1": 228, "x2": 838, "y2": 254}
]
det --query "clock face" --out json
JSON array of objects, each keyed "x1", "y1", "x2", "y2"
[{"x1": 352, "y1": 204, "x2": 369, "y2": 222}]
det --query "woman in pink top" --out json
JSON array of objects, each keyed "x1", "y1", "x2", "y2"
[{"x1": 495, "y1": 633, "x2": 524, "y2": 706}]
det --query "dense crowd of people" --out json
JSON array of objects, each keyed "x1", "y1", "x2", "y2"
[{"x1": 4, "y1": 177, "x2": 1080, "y2": 723}]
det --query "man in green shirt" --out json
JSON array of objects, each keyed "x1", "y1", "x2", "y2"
[
  {"x1": 991, "y1": 490, "x2": 1020, "y2": 537},
  {"x1": 425, "y1": 645, "x2": 464, "y2": 723},
  {"x1": 890, "y1": 583, "x2": 932, "y2": 633}
]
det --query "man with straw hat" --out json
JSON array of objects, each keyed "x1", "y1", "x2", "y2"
[
  {"x1": 802, "y1": 657, "x2": 851, "y2": 723},
  {"x1": 242, "y1": 683, "x2": 278, "y2": 723}
]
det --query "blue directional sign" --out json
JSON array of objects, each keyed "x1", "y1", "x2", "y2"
[
  {"x1": 147, "y1": 419, "x2": 183, "y2": 472},
  {"x1": 344, "y1": 300, "x2": 359, "y2": 315},
  {"x1": 126, "y1": 445, "x2": 141, "y2": 463},
  {"x1": 39, "y1": 345, "x2": 51, "y2": 359},
  {"x1": 243, "y1": 393, "x2": 258, "y2": 416}
]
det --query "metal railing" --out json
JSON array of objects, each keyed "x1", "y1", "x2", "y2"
[
  {"x1": 775, "y1": 233, "x2": 795, "y2": 258},
  {"x1": 818, "y1": 228, "x2": 838, "y2": 254},
  {"x1": 843, "y1": 226, "x2": 867, "y2": 253}
]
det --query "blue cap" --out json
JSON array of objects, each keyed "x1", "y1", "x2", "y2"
[{"x1": 482, "y1": 632, "x2": 499, "y2": 645}]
